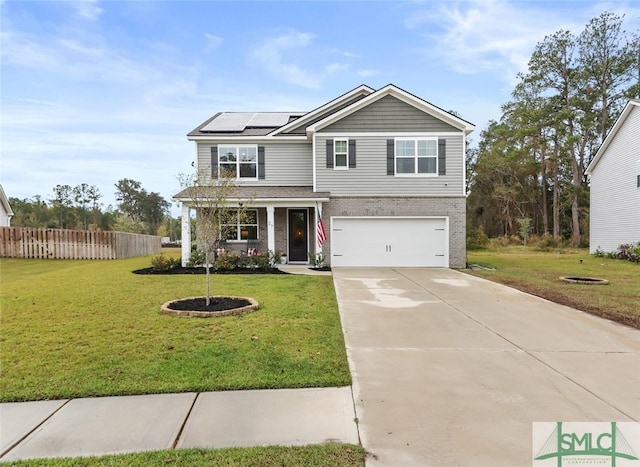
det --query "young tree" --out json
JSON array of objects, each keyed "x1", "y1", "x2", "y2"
[{"x1": 177, "y1": 172, "x2": 251, "y2": 306}]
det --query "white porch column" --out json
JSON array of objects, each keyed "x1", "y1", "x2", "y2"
[
  {"x1": 266, "y1": 205, "x2": 275, "y2": 254},
  {"x1": 180, "y1": 203, "x2": 191, "y2": 267}
]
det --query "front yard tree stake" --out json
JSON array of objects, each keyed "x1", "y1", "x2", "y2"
[{"x1": 178, "y1": 172, "x2": 251, "y2": 306}]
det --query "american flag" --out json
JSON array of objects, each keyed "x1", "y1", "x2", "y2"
[{"x1": 316, "y1": 205, "x2": 327, "y2": 248}]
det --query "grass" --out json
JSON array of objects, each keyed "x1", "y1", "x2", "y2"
[
  {"x1": 0, "y1": 251, "x2": 351, "y2": 402},
  {"x1": 465, "y1": 246, "x2": 640, "y2": 329},
  {"x1": 0, "y1": 445, "x2": 366, "y2": 466}
]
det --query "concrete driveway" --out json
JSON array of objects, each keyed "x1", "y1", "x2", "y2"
[{"x1": 333, "y1": 268, "x2": 640, "y2": 466}]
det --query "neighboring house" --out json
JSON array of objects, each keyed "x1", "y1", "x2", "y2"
[
  {"x1": 0, "y1": 184, "x2": 14, "y2": 227},
  {"x1": 175, "y1": 84, "x2": 475, "y2": 268},
  {"x1": 585, "y1": 99, "x2": 640, "y2": 253}
]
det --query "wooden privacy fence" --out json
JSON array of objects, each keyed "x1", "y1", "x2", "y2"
[{"x1": 0, "y1": 227, "x2": 161, "y2": 260}]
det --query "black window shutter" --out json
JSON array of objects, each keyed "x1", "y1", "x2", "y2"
[
  {"x1": 258, "y1": 146, "x2": 265, "y2": 179},
  {"x1": 387, "y1": 139, "x2": 395, "y2": 175},
  {"x1": 438, "y1": 139, "x2": 446, "y2": 175},
  {"x1": 326, "y1": 139, "x2": 334, "y2": 168},
  {"x1": 348, "y1": 139, "x2": 356, "y2": 168},
  {"x1": 211, "y1": 146, "x2": 218, "y2": 178}
]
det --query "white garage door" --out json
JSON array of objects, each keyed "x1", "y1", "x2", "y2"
[{"x1": 331, "y1": 217, "x2": 448, "y2": 267}]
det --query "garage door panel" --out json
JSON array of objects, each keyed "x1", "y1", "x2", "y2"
[{"x1": 331, "y1": 217, "x2": 448, "y2": 267}]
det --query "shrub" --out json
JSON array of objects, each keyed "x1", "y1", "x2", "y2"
[
  {"x1": 487, "y1": 235, "x2": 521, "y2": 249},
  {"x1": 530, "y1": 234, "x2": 566, "y2": 251},
  {"x1": 466, "y1": 226, "x2": 489, "y2": 250},
  {"x1": 187, "y1": 249, "x2": 206, "y2": 268},
  {"x1": 151, "y1": 254, "x2": 180, "y2": 272},
  {"x1": 308, "y1": 252, "x2": 326, "y2": 268},
  {"x1": 616, "y1": 243, "x2": 640, "y2": 263},
  {"x1": 593, "y1": 243, "x2": 640, "y2": 263},
  {"x1": 248, "y1": 254, "x2": 271, "y2": 271}
]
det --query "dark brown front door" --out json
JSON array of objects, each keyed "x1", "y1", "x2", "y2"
[{"x1": 288, "y1": 209, "x2": 308, "y2": 262}]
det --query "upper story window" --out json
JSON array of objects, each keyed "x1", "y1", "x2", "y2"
[
  {"x1": 218, "y1": 145, "x2": 257, "y2": 179},
  {"x1": 325, "y1": 139, "x2": 356, "y2": 169},
  {"x1": 395, "y1": 138, "x2": 438, "y2": 176},
  {"x1": 334, "y1": 139, "x2": 348, "y2": 169}
]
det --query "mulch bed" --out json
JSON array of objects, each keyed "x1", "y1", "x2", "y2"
[
  {"x1": 133, "y1": 267, "x2": 288, "y2": 275},
  {"x1": 166, "y1": 297, "x2": 251, "y2": 312}
]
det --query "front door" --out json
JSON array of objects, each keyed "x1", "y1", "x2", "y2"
[{"x1": 288, "y1": 209, "x2": 308, "y2": 262}]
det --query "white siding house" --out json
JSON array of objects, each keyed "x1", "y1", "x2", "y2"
[
  {"x1": 585, "y1": 100, "x2": 640, "y2": 253},
  {"x1": 0, "y1": 184, "x2": 14, "y2": 227}
]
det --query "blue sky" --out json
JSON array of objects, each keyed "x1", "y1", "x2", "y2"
[{"x1": 2, "y1": 0, "x2": 639, "y2": 215}]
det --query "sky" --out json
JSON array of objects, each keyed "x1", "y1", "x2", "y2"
[{"x1": 1, "y1": 0, "x2": 639, "y2": 215}]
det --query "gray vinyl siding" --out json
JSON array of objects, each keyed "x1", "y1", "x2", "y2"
[
  {"x1": 315, "y1": 134, "x2": 465, "y2": 196},
  {"x1": 281, "y1": 93, "x2": 370, "y2": 135},
  {"x1": 197, "y1": 141, "x2": 312, "y2": 186},
  {"x1": 323, "y1": 95, "x2": 458, "y2": 133},
  {"x1": 589, "y1": 105, "x2": 640, "y2": 253}
]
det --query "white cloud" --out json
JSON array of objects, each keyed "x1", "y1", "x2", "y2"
[
  {"x1": 324, "y1": 63, "x2": 348, "y2": 74},
  {"x1": 405, "y1": 0, "x2": 587, "y2": 85},
  {"x1": 358, "y1": 69, "x2": 377, "y2": 78},
  {"x1": 253, "y1": 29, "x2": 321, "y2": 89},
  {"x1": 204, "y1": 33, "x2": 223, "y2": 52},
  {"x1": 67, "y1": 0, "x2": 103, "y2": 21}
]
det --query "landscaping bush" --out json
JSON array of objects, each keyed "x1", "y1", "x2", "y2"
[
  {"x1": 150, "y1": 253, "x2": 180, "y2": 272},
  {"x1": 213, "y1": 251, "x2": 282, "y2": 271},
  {"x1": 594, "y1": 242, "x2": 640, "y2": 263},
  {"x1": 187, "y1": 249, "x2": 206, "y2": 267}
]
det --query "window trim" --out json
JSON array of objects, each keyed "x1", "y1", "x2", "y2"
[
  {"x1": 334, "y1": 138, "x2": 349, "y2": 170},
  {"x1": 221, "y1": 209, "x2": 259, "y2": 242},
  {"x1": 394, "y1": 137, "x2": 439, "y2": 177},
  {"x1": 217, "y1": 144, "x2": 259, "y2": 180}
]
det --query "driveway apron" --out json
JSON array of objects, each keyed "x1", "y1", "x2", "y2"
[{"x1": 333, "y1": 268, "x2": 640, "y2": 467}]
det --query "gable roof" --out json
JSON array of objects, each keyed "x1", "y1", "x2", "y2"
[
  {"x1": 586, "y1": 99, "x2": 640, "y2": 175},
  {"x1": 269, "y1": 84, "x2": 374, "y2": 136},
  {"x1": 0, "y1": 184, "x2": 14, "y2": 218},
  {"x1": 187, "y1": 84, "x2": 474, "y2": 140},
  {"x1": 305, "y1": 84, "x2": 475, "y2": 136}
]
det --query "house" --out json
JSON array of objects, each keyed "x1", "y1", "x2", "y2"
[
  {"x1": 585, "y1": 99, "x2": 640, "y2": 253},
  {"x1": 175, "y1": 84, "x2": 475, "y2": 268},
  {"x1": 0, "y1": 184, "x2": 14, "y2": 227}
]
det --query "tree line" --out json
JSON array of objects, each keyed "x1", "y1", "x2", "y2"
[
  {"x1": 467, "y1": 12, "x2": 639, "y2": 246},
  {"x1": 8, "y1": 178, "x2": 180, "y2": 238}
]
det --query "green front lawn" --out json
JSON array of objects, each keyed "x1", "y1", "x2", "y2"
[
  {"x1": 2, "y1": 445, "x2": 366, "y2": 466},
  {"x1": 466, "y1": 247, "x2": 640, "y2": 328},
  {"x1": 0, "y1": 254, "x2": 351, "y2": 402}
]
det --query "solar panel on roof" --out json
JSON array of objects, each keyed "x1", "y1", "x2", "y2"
[
  {"x1": 201, "y1": 113, "x2": 254, "y2": 132},
  {"x1": 201, "y1": 112, "x2": 292, "y2": 132},
  {"x1": 247, "y1": 113, "x2": 291, "y2": 127}
]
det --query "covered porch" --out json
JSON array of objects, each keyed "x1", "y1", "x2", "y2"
[{"x1": 174, "y1": 186, "x2": 330, "y2": 267}]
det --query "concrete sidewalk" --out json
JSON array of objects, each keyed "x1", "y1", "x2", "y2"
[
  {"x1": 333, "y1": 268, "x2": 640, "y2": 466},
  {"x1": 0, "y1": 387, "x2": 359, "y2": 462}
]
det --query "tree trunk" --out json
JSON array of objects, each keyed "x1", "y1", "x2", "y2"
[
  {"x1": 205, "y1": 251, "x2": 211, "y2": 306},
  {"x1": 541, "y1": 150, "x2": 549, "y2": 235},
  {"x1": 553, "y1": 163, "x2": 560, "y2": 240}
]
